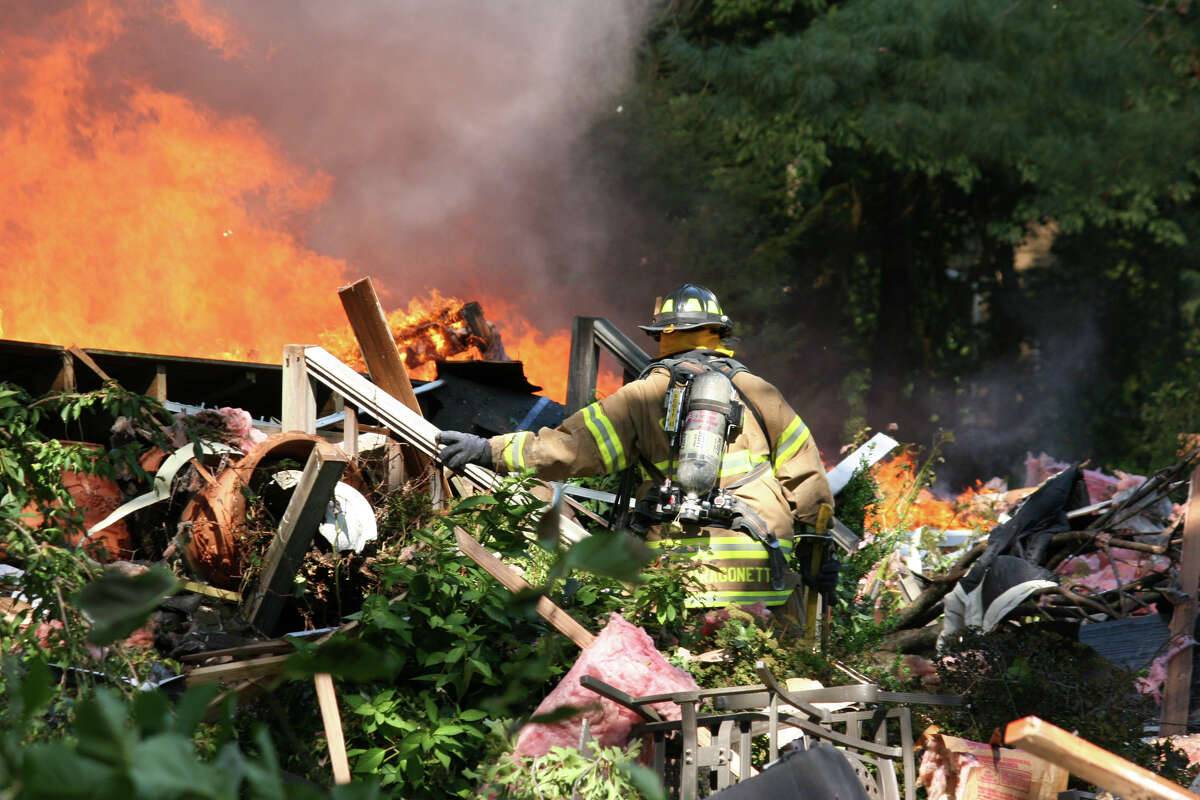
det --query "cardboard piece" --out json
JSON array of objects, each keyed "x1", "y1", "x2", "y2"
[{"x1": 918, "y1": 729, "x2": 1068, "y2": 800}]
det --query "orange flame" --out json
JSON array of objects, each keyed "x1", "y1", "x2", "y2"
[
  {"x1": 322, "y1": 291, "x2": 623, "y2": 404},
  {"x1": 0, "y1": 1, "x2": 623, "y2": 406},
  {"x1": 0, "y1": 1, "x2": 347, "y2": 362},
  {"x1": 865, "y1": 451, "x2": 994, "y2": 532}
]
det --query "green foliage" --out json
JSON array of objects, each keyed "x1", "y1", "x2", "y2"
[
  {"x1": 931, "y1": 627, "x2": 1195, "y2": 787},
  {"x1": 470, "y1": 731, "x2": 661, "y2": 800},
  {"x1": 75, "y1": 565, "x2": 178, "y2": 645},
  {"x1": 0, "y1": 660, "x2": 386, "y2": 800}
]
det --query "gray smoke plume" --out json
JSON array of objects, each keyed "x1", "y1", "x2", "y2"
[{"x1": 85, "y1": 0, "x2": 660, "y2": 331}]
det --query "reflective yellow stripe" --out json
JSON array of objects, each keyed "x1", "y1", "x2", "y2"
[
  {"x1": 647, "y1": 537, "x2": 793, "y2": 554},
  {"x1": 501, "y1": 432, "x2": 531, "y2": 472},
  {"x1": 685, "y1": 590, "x2": 794, "y2": 608},
  {"x1": 581, "y1": 403, "x2": 626, "y2": 472},
  {"x1": 718, "y1": 449, "x2": 770, "y2": 479},
  {"x1": 774, "y1": 415, "x2": 811, "y2": 469}
]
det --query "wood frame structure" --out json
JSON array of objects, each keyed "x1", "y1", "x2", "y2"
[{"x1": 565, "y1": 316, "x2": 651, "y2": 414}]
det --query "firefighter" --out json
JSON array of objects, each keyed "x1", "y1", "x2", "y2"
[{"x1": 437, "y1": 283, "x2": 834, "y2": 612}]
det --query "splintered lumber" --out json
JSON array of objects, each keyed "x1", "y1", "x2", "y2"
[
  {"x1": 314, "y1": 672, "x2": 352, "y2": 785},
  {"x1": 337, "y1": 277, "x2": 423, "y2": 415},
  {"x1": 1006, "y1": 716, "x2": 1200, "y2": 800},
  {"x1": 301, "y1": 346, "x2": 589, "y2": 544},
  {"x1": 337, "y1": 276, "x2": 437, "y2": 479},
  {"x1": 245, "y1": 440, "x2": 348, "y2": 634},
  {"x1": 1161, "y1": 461, "x2": 1200, "y2": 735},
  {"x1": 455, "y1": 527, "x2": 594, "y2": 649}
]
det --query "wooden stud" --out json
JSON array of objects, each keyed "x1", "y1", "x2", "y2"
[
  {"x1": 245, "y1": 440, "x2": 348, "y2": 634},
  {"x1": 186, "y1": 654, "x2": 291, "y2": 686},
  {"x1": 51, "y1": 351, "x2": 76, "y2": 392},
  {"x1": 314, "y1": 672, "x2": 352, "y2": 784},
  {"x1": 565, "y1": 316, "x2": 599, "y2": 415},
  {"x1": 1162, "y1": 462, "x2": 1200, "y2": 735},
  {"x1": 342, "y1": 406, "x2": 358, "y2": 457},
  {"x1": 1006, "y1": 715, "x2": 1199, "y2": 800},
  {"x1": 281, "y1": 344, "x2": 316, "y2": 434},
  {"x1": 146, "y1": 364, "x2": 168, "y2": 402}
]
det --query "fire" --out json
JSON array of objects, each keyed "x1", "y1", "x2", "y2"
[
  {"x1": 321, "y1": 291, "x2": 624, "y2": 404},
  {"x1": 0, "y1": 1, "x2": 347, "y2": 363},
  {"x1": 0, "y1": 1, "x2": 625, "y2": 405},
  {"x1": 865, "y1": 451, "x2": 994, "y2": 532}
]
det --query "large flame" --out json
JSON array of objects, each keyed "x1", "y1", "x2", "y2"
[
  {"x1": 321, "y1": 291, "x2": 624, "y2": 404},
  {"x1": 0, "y1": 0, "x2": 622, "y2": 404},
  {"x1": 0, "y1": 1, "x2": 348, "y2": 362},
  {"x1": 865, "y1": 451, "x2": 994, "y2": 532}
]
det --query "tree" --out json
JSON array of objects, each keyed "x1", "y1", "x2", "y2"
[{"x1": 608, "y1": 0, "x2": 1200, "y2": 476}]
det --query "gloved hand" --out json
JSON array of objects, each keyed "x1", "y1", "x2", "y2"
[
  {"x1": 815, "y1": 558, "x2": 841, "y2": 607},
  {"x1": 435, "y1": 430, "x2": 493, "y2": 471}
]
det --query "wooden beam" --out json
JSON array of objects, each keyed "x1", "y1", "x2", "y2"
[
  {"x1": 565, "y1": 316, "x2": 599, "y2": 415},
  {"x1": 337, "y1": 277, "x2": 434, "y2": 480},
  {"x1": 245, "y1": 440, "x2": 348, "y2": 634},
  {"x1": 67, "y1": 344, "x2": 112, "y2": 382},
  {"x1": 336, "y1": 277, "x2": 422, "y2": 415},
  {"x1": 314, "y1": 672, "x2": 352, "y2": 784},
  {"x1": 186, "y1": 654, "x2": 291, "y2": 686},
  {"x1": 281, "y1": 344, "x2": 316, "y2": 434},
  {"x1": 342, "y1": 406, "x2": 358, "y2": 457},
  {"x1": 301, "y1": 346, "x2": 588, "y2": 544},
  {"x1": 145, "y1": 364, "x2": 168, "y2": 402},
  {"x1": 1006, "y1": 716, "x2": 1199, "y2": 800},
  {"x1": 51, "y1": 351, "x2": 76, "y2": 392},
  {"x1": 1162, "y1": 462, "x2": 1200, "y2": 735},
  {"x1": 454, "y1": 526, "x2": 594, "y2": 649}
]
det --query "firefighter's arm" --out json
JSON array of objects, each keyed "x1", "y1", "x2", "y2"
[{"x1": 486, "y1": 380, "x2": 650, "y2": 481}]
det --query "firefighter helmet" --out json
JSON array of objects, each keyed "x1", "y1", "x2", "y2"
[{"x1": 638, "y1": 283, "x2": 732, "y2": 336}]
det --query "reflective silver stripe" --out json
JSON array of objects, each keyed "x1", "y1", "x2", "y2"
[{"x1": 774, "y1": 415, "x2": 811, "y2": 468}]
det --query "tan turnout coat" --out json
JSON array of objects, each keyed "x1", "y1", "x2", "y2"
[{"x1": 489, "y1": 356, "x2": 832, "y2": 607}]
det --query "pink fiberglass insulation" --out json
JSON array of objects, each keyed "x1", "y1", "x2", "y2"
[
  {"x1": 514, "y1": 613, "x2": 700, "y2": 756},
  {"x1": 1054, "y1": 547, "x2": 1171, "y2": 595}
]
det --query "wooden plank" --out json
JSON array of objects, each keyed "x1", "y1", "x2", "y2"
[
  {"x1": 245, "y1": 440, "x2": 348, "y2": 634},
  {"x1": 314, "y1": 672, "x2": 352, "y2": 784},
  {"x1": 336, "y1": 277, "x2": 422, "y2": 415},
  {"x1": 281, "y1": 344, "x2": 316, "y2": 434},
  {"x1": 342, "y1": 406, "x2": 358, "y2": 457},
  {"x1": 302, "y1": 346, "x2": 589, "y2": 545},
  {"x1": 186, "y1": 653, "x2": 291, "y2": 686},
  {"x1": 565, "y1": 316, "x2": 599, "y2": 415},
  {"x1": 453, "y1": 526, "x2": 594, "y2": 650},
  {"x1": 179, "y1": 580, "x2": 241, "y2": 603},
  {"x1": 336, "y1": 276, "x2": 434, "y2": 479},
  {"x1": 1006, "y1": 715, "x2": 1199, "y2": 800},
  {"x1": 1162, "y1": 462, "x2": 1200, "y2": 735}
]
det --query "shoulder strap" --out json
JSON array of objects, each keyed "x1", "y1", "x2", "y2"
[{"x1": 640, "y1": 350, "x2": 776, "y2": 466}]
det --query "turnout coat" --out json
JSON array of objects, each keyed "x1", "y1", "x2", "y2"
[{"x1": 489, "y1": 352, "x2": 833, "y2": 607}]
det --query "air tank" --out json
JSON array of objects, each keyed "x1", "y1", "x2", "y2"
[{"x1": 675, "y1": 370, "x2": 736, "y2": 498}]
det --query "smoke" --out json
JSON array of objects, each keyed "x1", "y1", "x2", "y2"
[{"x1": 81, "y1": 0, "x2": 658, "y2": 331}]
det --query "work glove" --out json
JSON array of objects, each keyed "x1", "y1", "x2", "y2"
[
  {"x1": 802, "y1": 557, "x2": 841, "y2": 607},
  {"x1": 435, "y1": 430, "x2": 493, "y2": 471}
]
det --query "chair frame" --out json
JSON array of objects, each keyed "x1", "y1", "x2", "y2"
[{"x1": 581, "y1": 661, "x2": 962, "y2": 800}]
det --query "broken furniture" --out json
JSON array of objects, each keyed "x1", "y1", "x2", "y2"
[{"x1": 580, "y1": 661, "x2": 962, "y2": 800}]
